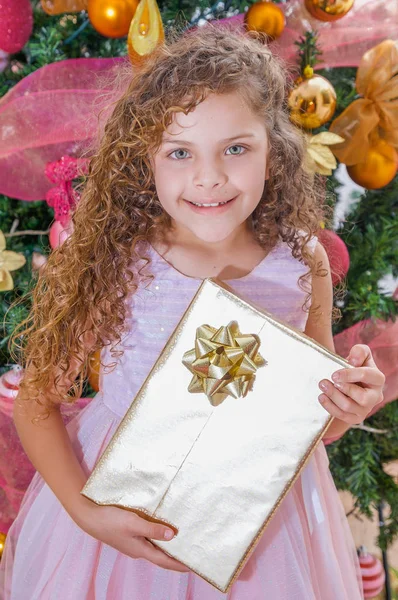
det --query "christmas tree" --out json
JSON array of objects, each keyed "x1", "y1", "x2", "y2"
[{"x1": 0, "y1": 0, "x2": 397, "y2": 583}]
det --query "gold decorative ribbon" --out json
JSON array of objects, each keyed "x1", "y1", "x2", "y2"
[
  {"x1": 329, "y1": 39, "x2": 398, "y2": 165},
  {"x1": 182, "y1": 322, "x2": 264, "y2": 406}
]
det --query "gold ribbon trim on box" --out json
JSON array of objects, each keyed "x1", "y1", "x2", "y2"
[
  {"x1": 329, "y1": 39, "x2": 398, "y2": 165},
  {"x1": 182, "y1": 321, "x2": 265, "y2": 406}
]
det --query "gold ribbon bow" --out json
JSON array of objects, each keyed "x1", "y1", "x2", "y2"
[
  {"x1": 329, "y1": 39, "x2": 398, "y2": 165},
  {"x1": 182, "y1": 322, "x2": 264, "y2": 406}
]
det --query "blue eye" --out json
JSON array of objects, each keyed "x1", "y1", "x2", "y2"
[
  {"x1": 226, "y1": 145, "x2": 246, "y2": 155},
  {"x1": 169, "y1": 149, "x2": 189, "y2": 160}
]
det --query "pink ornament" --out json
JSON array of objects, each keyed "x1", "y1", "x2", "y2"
[
  {"x1": 49, "y1": 219, "x2": 74, "y2": 249},
  {"x1": 318, "y1": 228, "x2": 350, "y2": 286},
  {"x1": 0, "y1": 0, "x2": 33, "y2": 54},
  {"x1": 0, "y1": 366, "x2": 23, "y2": 401},
  {"x1": 31, "y1": 251, "x2": 48, "y2": 272},
  {"x1": 358, "y1": 547, "x2": 385, "y2": 598}
]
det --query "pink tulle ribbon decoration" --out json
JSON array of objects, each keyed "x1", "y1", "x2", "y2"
[
  {"x1": 0, "y1": 365, "x2": 91, "y2": 533},
  {"x1": 323, "y1": 291, "x2": 398, "y2": 445},
  {"x1": 216, "y1": 0, "x2": 398, "y2": 69},
  {"x1": 0, "y1": 56, "x2": 126, "y2": 201},
  {"x1": 45, "y1": 155, "x2": 89, "y2": 226}
]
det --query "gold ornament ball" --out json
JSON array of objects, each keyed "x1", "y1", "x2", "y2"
[
  {"x1": 88, "y1": 0, "x2": 139, "y2": 38},
  {"x1": 347, "y1": 140, "x2": 398, "y2": 189},
  {"x1": 288, "y1": 74, "x2": 336, "y2": 129},
  {"x1": 0, "y1": 533, "x2": 6, "y2": 559},
  {"x1": 245, "y1": 1, "x2": 285, "y2": 41},
  {"x1": 304, "y1": 0, "x2": 355, "y2": 22}
]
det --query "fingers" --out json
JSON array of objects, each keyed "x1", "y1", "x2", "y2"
[
  {"x1": 139, "y1": 539, "x2": 190, "y2": 572},
  {"x1": 346, "y1": 344, "x2": 376, "y2": 368},
  {"x1": 331, "y1": 366, "x2": 385, "y2": 388},
  {"x1": 318, "y1": 393, "x2": 360, "y2": 424},
  {"x1": 330, "y1": 380, "x2": 379, "y2": 411},
  {"x1": 130, "y1": 513, "x2": 175, "y2": 542},
  {"x1": 318, "y1": 378, "x2": 383, "y2": 423},
  {"x1": 319, "y1": 380, "x2": 361, "y2": 417}
]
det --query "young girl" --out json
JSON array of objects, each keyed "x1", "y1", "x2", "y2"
[{"x1": 1, "y1": 26, "x2": 384, "y2": 599}]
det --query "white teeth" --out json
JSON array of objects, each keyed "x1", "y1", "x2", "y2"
[{"x1": 190, "y1": 200, "x2": 231, "y2": 207}]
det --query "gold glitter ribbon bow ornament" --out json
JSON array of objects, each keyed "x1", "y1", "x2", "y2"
[
  {"x1": 329, "y1": 39, "x2": 398, "y2": 165},
  {"x1": 182, "y1": 321, "x2": 265, "y2": 406}
]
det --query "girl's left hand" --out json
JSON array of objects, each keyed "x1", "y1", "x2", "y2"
[{"x1": 318, "y1": 344, "x2": 385, "y2": 425}]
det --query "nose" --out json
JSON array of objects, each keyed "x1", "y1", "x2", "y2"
[{"x1": 193, "y1": 157, "x2": 228, "y2": 191}]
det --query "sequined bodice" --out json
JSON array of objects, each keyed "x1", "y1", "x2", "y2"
[{"x1": 99, "y1": 238, "x2": 316, "y2": 417}]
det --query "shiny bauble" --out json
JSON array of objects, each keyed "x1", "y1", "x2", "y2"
[
  {"x1": 304, "y1": 0, "x2": 354, "y2": 22},
  {"x1": 318, "y1": 228, "x2": 350, "y2": 286},
  {"x1": 347, "y1": 139, "x2": 397, "y2": 189},
  {"x1": 289, "y1": 74, "x2": 336, "y2": 130},
  {"x1": 88, "y1": 0, "x2": 139, "y2": 38},
  {"x1": 41, "y1": 0, "x2": 88, "y2": 15},
  {"x1": 0, "y1": 365, "x2": 23, "y2": 400},
  {"x1": 358, "y1": 547, "x2": 385, "y2": 599},
  {"x1": 127, "y1": 0, "x2": 164, "y2": 63},
  {"x1": 0, "y1": 0, "x2": 33, "y2": 53},
  {"x1": 244, "y1": 1, "x2": 285, "y2": 41},
  {"x1": 49, "y1": 219, "x2": 74, "y2": 249},
  {"x1": 87, "y1": 349, "x2": 101, "y2": 392},
  {"x1": 31, "y1": 251, "x2": 48, "y2": 273},
  {"x1": 0, "y1": 533, "x2": 6, "y2": 560}
]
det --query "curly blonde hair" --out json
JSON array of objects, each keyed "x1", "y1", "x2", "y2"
[{"x1": 9, "y1": 24, "x2": 328, "y2": 412}]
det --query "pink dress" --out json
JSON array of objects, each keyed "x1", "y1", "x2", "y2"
[{"x1": 0, "y1": 238, "x2": 364, "y2": 599}]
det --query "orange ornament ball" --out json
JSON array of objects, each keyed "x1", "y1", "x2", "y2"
[
  {"x1": 87, "y1": 349, "x2": 101, "y2": 392},
  {"x1": 347, "y1": 140, "x2": 397, "y2": 189},
  {"x1": 304, "y1": 0, "x2": 354, "y2": 22},
  {"x1": 0, "y1": 533, "x2": 6, "y2": 560},
  {"x1": 41, "y1": 0, "x2": 88, "y2": 15},
  {"x1": 288, "y1": 74, "x2": 336, "y2": 130},
  {"x1": 244, "y1": 1, "x2": 285, "y2": 41},
  {"x1": 88, "y1": 0, "x2": 139, "y2": 38}
]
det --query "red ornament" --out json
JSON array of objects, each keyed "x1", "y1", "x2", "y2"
[
  {"x1": 0, "y1": 0, "x2": 33, "y2": 53},
  {"x1": 318, "y1": 228, "x2": 350, "y2": 286},
  {"x1": 358, "y1": 547, "x2": 385, "y2": 599}
]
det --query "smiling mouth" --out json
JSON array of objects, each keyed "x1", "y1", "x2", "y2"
[{"x1": 186, "y1": 197, "x2": 235, "y2": 207}]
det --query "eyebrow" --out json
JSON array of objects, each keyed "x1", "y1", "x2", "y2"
[{"x1": 162, "y1": 133, "x2": 257, "y2": 145}]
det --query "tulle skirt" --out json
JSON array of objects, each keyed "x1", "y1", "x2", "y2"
[{"x1": 0, "y1": 394, "x2": 364, "y2": 599}]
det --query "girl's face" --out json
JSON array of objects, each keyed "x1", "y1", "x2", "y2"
[{"x1": 152, "y1": 91, "x2": 269, "y2": 244}]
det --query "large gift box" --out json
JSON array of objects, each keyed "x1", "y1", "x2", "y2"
[{"x1": 82, "y1": 278, "x2": 349, "y2": 593}]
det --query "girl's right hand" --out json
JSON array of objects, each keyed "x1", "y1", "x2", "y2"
[{"x1": 74, "y1": 497, "x2": 190, "y2": 572}]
